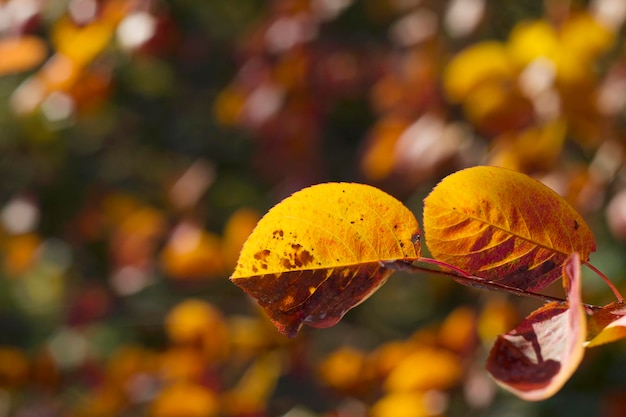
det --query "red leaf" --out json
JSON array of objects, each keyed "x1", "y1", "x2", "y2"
[{"x1": 485, "y1": 253, "x2": 586, "y2": 400}]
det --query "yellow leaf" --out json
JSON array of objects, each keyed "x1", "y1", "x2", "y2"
[
  {"x1": 160, "y1": 224, "x2": 224, "y2": 280},
  {"x1": 165, "y1": 300, "x2": 229, "y2": 363},
  {"x1": 443, "y1": 41, "x2": 515, "y2": 103},
  {"x1": 51, "y1": 16, "x2": 115, "y2": 67},
  {"x1": 560, "y1": 12, "x2": 614, "y2": 61},
  {"x1": 488, "y1": 119, "x2": 567, "y2": 172},
  {"x1": 222, "y1": 208, "x2": 261, "y2": 269},
  {"x1": 231, "y1": 183, "x2": 421, "y2": 337},
  {"x1": 423, "y1": 166, "x2": 595, "y2": 291},
  {"x1": 150, "y1": 382, "x2": 219, "y2": 417},
  {"x1": 508, "y1": 20, "x2": 559, "y2": 68},
  {"x1": 462, "y1": 79, "x2": 533, "y2": 135},
  {"x1": 384, "y1": 347, "x2": 462, "y2": 392},
  {"x1": 586, "y1": 302, "x2": 626, "y2": 347},
  {"x1": 438, "y1": 306, "x2": 477, "y2": 353},
  {"x1": 223, "y1": 352, "x2": 281, "y2": 416},
  {"x1": 318, "y1": 346, "x2": 368, "y2": 394},
  {"x1": 370, "y1": 392, "x2": 430, "y2": 417},
  {"x1": 359, "y1": 115, "x2": 410, "y2": 181}
]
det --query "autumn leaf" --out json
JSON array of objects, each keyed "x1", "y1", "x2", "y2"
[
  {"x1": 423, "y1": 166, "x2": 596, "y2": 291},
  {"x1": 230, "y1": 183, "x2": 421, "y2": 337},
  {"x1": 0, "y1": 36, "x2": 47, "y2": 76},
  {"x1": 485, "y1": 253, "x2": 586, "y2": 400},
  {"x1": 443, "y1": 41, "x2": 515, "y2": 103},
  {"x1": 586, "y1": 302, "x2": 626, "y2": 347}
]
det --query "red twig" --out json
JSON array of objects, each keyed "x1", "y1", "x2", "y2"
[
  {"x1": 584, "y1": 262, "x2": 624, "y2": 303},
  {"x1": 381, "y1": 258, "x2": 603, "y2": 312}
]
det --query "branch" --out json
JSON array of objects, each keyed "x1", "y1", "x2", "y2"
[
  {"x1": 584, "y1": 261, "x2": 624, "y2": 303},
  {"x1": 381, "y1": 259, "x2": 603, "y2": 313}
]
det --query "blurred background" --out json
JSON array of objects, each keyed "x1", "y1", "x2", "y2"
[{"x1": 1, "y1": 0, "x2": 626, "y2": 416}]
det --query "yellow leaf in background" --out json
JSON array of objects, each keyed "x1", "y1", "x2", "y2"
[
  {"x1": 508, "y1": 20, "x2": 559, "y2": 68},
  {"x1": 560, "y1": 12, "x2": 614, "y2": 60},
  {"x1": 158, "y1": 348, "x2": 205, "y2": 383},
  {"x1": 165, "y1": 300, "x2": 230, "y2": 363},
  {"x1": 462, "y1": 80, "x2": 533, "y2": 134},
  {"x1": 368, "y1": 340, "x2": 422, "y2": 379},
  {"x1": 423, "y1": 166, "x2": 596, "y2": 291},
  {"x1": 370, "y1": 392, "x2": 430, "y2": 417},
  {"x1": 51, "y1": 16, "x2": 115, "y2": 67},
  {"x1": 318, "y1": 346, "x2": 368, "y2": 394},
  {"x1": 477, "y1": 297, "x2": 519, "y2": 345},
  {"x1": 384, "y1": 347, "x2": 461, "y2": 392},
  {"x1": 0, "y1": 36, "x2": 47, "y2": 76},
  {"x1": 223, "y1": 352, "x2": 281, "y2": 417},
  {"x1": 231, "y1": 182, "x2": 421, "y2": 337},
  {"x1": 360, "y1": 115, "x2": 410, "y2": 181},
  {"x1": 222, "y1": 208, "x2": 261, "y2": 270},
  {"x1": 160, "y1": 224, "x2": 224, "y2": 280},
  {"x1": 438, "y1": 306, "x2": 477, "y2": 353},
  {"x1": 443, "y1": 41, "x2": 515, "y2": 103},
  {"x1": 488, "y1": 118, "x2": 567, "y2": 172},
  {"x1": 150, "y1": 382, "x2": 219, "y2": 417}
]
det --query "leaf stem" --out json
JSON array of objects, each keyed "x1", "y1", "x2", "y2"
[
  {"x1": 584, "y1": 262, "x2": 624, "y2": 303},
  {"x1": 381, "y1": 259, "x2": 602, "y2": 312}
]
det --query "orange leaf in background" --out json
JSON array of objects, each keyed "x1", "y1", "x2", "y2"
[
  {"x1": 230, "y1": 183, "x2": 421, "y2": 337},
  {"x1": 222, "y1": 352, "x2": 281, "y2": 417},
  {"x1": 359, "y1": 115, "x2": 410, "y2": 181},
  {"x1": 438, "y1": 305, "x2": 477, "y2": 354},
  {"x1": 150, "y1": 382, "x2": 219, "y2": 417},
  {"x1": 383, "y1": 347, "x2": 462, "y2": 392},
  {"x1": 318, "y1": 346, "x2": 369, "y2": 394},
  {"x1": 488, "y1": 119, "x2": 567, "y2": 172},
  {"x1": 160, "y1": 222, "x2": 224, "y2": 280},
  {"x1": 586, "y1": 302, "x2": 626, "y2": 347},
  {"x1": 478, "y1": 297, "x2": 520, "y2": 345},
  {"x1": 0, "y1": 347, "x2": 30, "y2": 388},
  {"x1": 486, "y1": 253, "x2": 586, "y2": 401},
  {"x1": 165, "y1": 300, "x2": 230, "y2": 363},
  {"x1": 2, "y1": 233, "x2": 42, "y2": 277},
  {"x1": 423, "y1": 166, "x2": 596, "y2": 291},
  {"x1": 158, "y1": 347, "x2": 206, "y2": 383},
  {"x1": 222, "y1": 208, "x2": 261, "y2": 269},
  {"x1": 0, "y1": 36, "x2": 47, "y2": 76}
]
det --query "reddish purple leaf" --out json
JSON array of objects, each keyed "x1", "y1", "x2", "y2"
[{"x1": 486, "y1": 253, "x2": 586, "y2": 400}]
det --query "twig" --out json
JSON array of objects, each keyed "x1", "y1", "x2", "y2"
[
  {"x1": 381, "y1": 259, "x2": 603, "y2": 313},
  {"x1": 584, "y1": 261, "x2": 624, "y2": 303}
]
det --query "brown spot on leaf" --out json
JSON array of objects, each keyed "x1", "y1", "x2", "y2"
[
  {"x1": 282, "y1": 258, "x2": 296, "y2": 269},
  {"x1": 298, "y1": 249, "x2": 314, "y2": 266},
  {"x1": 254, "y1": 249, "x2": 271, "y2": 261}
]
